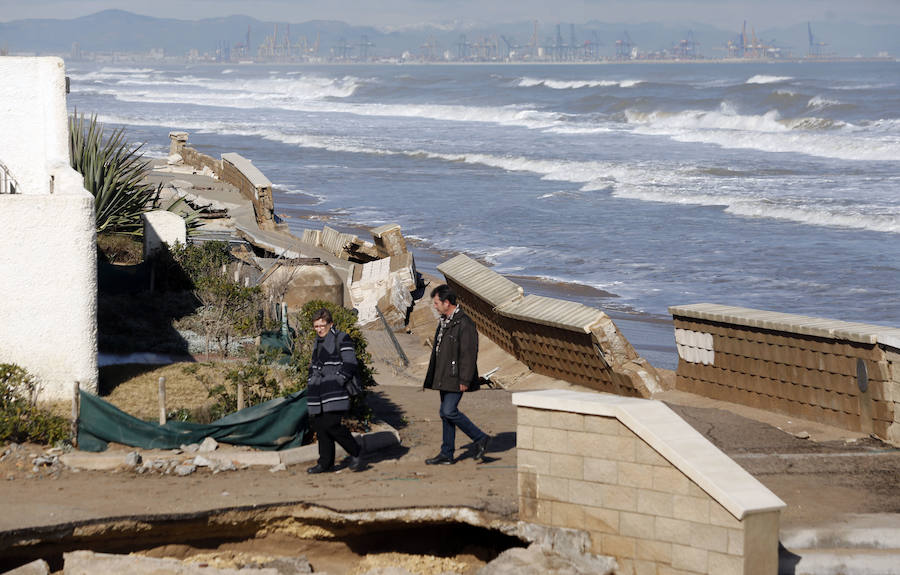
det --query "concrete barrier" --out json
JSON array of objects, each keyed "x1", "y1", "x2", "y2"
[
  {"x1": 438, "y1": 254, "x2": 660, "y2": 397},
  {"x1": 670, "y1": 303, "x2": 900, "y2": 445},
  {"x1": 514, "y1": 389, "x2": 785, "y2": 575}
]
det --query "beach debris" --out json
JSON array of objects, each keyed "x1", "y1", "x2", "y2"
[
  {"x1": 124, "y1": 451, "x2": 142, "y2": 468},
  {"x1": 199, "y1": 437, "x2": 219, "y2": 452}
]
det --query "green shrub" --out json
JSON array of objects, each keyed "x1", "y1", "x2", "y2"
[
  {"x1": 169, "y1": 241, "x2": 262, "y2": 357},
  {"x1": 0, "y1": 364, "x2": 70, "y2": 445},
  {"x1": 291, "y1": 300, "x2": 376, "y2": 426},
  {"x1": 203, "y1": 351, "x2": 284, "y2": 421}
]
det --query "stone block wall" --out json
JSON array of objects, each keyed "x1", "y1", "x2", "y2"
[
  {"x1": 514, "y1": 390, "x2": 785, "y2": 575},
  {"x1": 670, "y1": 304, "x2": 900, "y2": 444},
  {"x1": 439, "y1": 255, "x2": 660, "y2": 397}
]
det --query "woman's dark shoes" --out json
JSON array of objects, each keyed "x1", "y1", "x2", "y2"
[
  {"x1": 307, "y1": 464, "x2": 332, "y2": 474},
  {"x1": 425, "y1": 453, "x2": 455, "y2": 465},
  {"x1": 347, "y1": 455, "x2": 364, "y2": 472},
  {"x1": 473, "y1": 435, "x2": 491, "y2": 461}
]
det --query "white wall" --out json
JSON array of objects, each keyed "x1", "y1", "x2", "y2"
[{"x1": 0, "y1": 57, "x2": 98, "y2": 400}]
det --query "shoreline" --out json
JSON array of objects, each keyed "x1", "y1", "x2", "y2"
[{"x1": 278, "y1": 202, "x2": 678, "y2": 370}]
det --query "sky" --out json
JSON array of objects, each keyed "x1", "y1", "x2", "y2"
[{"x1": 1, "y1": 0, "x2": 898, "y2": 30}]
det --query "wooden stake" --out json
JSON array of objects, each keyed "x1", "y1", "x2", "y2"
[
  {"x1": 71, "y1": 381, "x2": 80, "y2": 448},
  {"x1": 158, "y1": 376, "x2": 167, "y2": 425},
  {"x1": 237, "y1": 382, "x2": 245, "y2": 411}
]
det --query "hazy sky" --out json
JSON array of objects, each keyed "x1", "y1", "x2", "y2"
[{"x1": 1, "y1": 0, "x2": 898, "y2": 29}]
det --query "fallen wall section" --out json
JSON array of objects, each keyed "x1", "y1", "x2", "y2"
[
  {"x1": 438, "y1": 254, "x2": 660, "y2": 397},
  {"x1": 670, "y1": 303, "x2": 900, "y2": 445},
  {"x1": 513, "y1": 389, "x2": 785, "y2": 575}
]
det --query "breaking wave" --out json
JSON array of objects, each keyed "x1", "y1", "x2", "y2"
[
  {"x1": 746, "y1": 75, "x2": 793, "y2": 84},
  {"x1": 518, "y1": 77, "x2": 643, "y2": 89}
]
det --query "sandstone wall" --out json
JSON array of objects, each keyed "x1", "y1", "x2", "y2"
[
  {"x1": 514, "y1": 390, "x2": 785, "y2": 575},
  {"x1": 670, "y1": 303, "x2": 900, "y2": 445}
]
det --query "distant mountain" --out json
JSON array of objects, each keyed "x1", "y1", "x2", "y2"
[{"x1": 0, "y1": 10, "x2": 897, "y2": 59}]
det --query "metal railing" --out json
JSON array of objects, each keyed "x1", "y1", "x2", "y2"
[{"x1": 0, "y1": 160, "x2": 18, "y2": 194}]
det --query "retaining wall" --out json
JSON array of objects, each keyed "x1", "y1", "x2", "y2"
[
  {"x1": 514, "y1": 389, "x2": 785, "y2": 575},
  {"x1": 221, "y1": 153, "x2": 281, "y2": 231},
  {"x1": 438, "y1": 254, "x2": 660, "y2": 397},
  {"x1": 670, "y1": 303, "x2": 900, "y2": 445}
]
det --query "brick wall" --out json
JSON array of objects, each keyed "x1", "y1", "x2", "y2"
[
  {"x1": 670, "y1": 304, "x2": 900, "y2": 445},
  {"x1": 514, "y1": 390, "x2": 784, "y2": 575}
]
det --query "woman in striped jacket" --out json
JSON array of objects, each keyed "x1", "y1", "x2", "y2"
[{"x1": 306, "y1": 308, "x2": 364, "y2": 474}]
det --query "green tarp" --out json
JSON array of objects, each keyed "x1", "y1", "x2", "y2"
[{"x1": 77, "y1": 389, "x2": 308, "y2": 453}]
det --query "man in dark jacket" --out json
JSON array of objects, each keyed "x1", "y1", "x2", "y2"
[
  {"x1": 423, "y1": 284, "x2": 490, "y2": 465},
  {"x1": 306, "y1": 308, "x2": 363, "y2": 474}
]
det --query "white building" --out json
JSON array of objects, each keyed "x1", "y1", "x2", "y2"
[{"x1": 0, "y1": 57, "x2": 98, "y2": 400}]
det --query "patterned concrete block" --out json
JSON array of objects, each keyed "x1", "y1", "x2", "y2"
[
  {"x1": 673, "y1": 494, "x2": 710, "y2": 524},
  {"x1": 619, "y1": 461, "x2": 656, "y2": 489},
  {"x1": 550, "y1": 410, "x2": 585, "y2": 431},
  {"x1": 583, "y1": 457, "x2": 618, "y2": 484},
  {"x1": 707, "y1": 552, "x2": 742, "y2": 575},
  {"x1": 635, "y1": 538, "x2": 673, "y2": 563},
  {"x1": 518, "y1": 406, "x2": 551, "y2": 427},
  {"x1": 600, "y1": 534, "x2": 637, "y2": 558},
  {"x1": 550, "y1": 452, "x2": 584, "y2": 480},
  {"x1": 537, "y1": 474, "x2": 569, "y2": 502},
  {"x1": 568, "y1": 479, "x2": 604, "y2": 507},
  {"x1": 654, "y1": 516, "x2": 694, "y2": 546},
  {"x1": 637, "y1": 488, "x2": 675, "y2": 518},
  {"x1": 584, "y1": 505, "x2": 619, "y2": 534},
  {"x1": 517, "y1": 424, "x2": 534, "y2": 450},
  {"x1": 551, "y1": 500, "x2": 585, "y2": 528},
  {"x1": 620, "y1": 512, "x2": 656, "y2": 540},
  {"x1": 672, "y1": 544, "x2": 708, "y2": 573},
  {"x1": 689, "y1": 522, "x2": 729, "y2": 554},
  {"x1": 518, "y1": 449, "x2": 551, "y2": 475},
  {"x1": 600, "y1": 484, "x2": 638, "y2": 511},
  {"x1": 533, "y1": 426, "x2": 568, "y2": 453},
  {"x1": 584, "y1": 414, "x2": 625, "y2": 436}
]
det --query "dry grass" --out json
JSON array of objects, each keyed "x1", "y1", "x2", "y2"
[{"x1": 99, "y1": 362, "x2": 231, "y2": 421}]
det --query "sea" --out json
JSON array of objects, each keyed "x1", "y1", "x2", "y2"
[{"x1": 66, "y1": 61, "x2": 900, "y2": 370}]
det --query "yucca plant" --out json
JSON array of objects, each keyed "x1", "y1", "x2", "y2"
[{"x1": 69, "y1": 112, "x2": 160, "y2": 236}]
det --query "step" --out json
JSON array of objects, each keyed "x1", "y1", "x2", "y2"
[{"x1": 780, "y1": 548, "x2": 900, "y2": 575}]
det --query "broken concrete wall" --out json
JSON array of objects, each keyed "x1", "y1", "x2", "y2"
[
  {"x1": 670, "y1": 304, "x2": 900, "y2": 445},
  {"x1": 221, "y1": 153, "x2": 281, "y2": 232},
  {"x1": 168, "y1": 132, "x2": 222, "y2": 176},
  {"x1": 438, "y1": 255, "x2": 661, "y2": 398}
]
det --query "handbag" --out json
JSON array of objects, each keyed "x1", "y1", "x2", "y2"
[{"x1": 344, "y1": 373, "x2": 363, "y2": 397}]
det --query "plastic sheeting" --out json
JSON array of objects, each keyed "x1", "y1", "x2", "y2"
[{"x1": 77, "y1": 389, "x2": 308, "y2": 452}]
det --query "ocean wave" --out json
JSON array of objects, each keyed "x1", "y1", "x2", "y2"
[
  {"x1": 746, "y1": 75, "x2": 793, "y2": 84},
  {"x1": 96, "y1": 86, "x2": 561, "y2": 129},
  {"x1": 626, "y1": 104, "x2": 789, "y2": 133},
  {"x1": 807, "y1": 95, "x2": 843, "y2": 109},
  {"x1": 518, "y1": 77, "x2": 643, "y2": 89},
  {"x1": 92, "y1": 111, "x2": 898, "y2": 235}
]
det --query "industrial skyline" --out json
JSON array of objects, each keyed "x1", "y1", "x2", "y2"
[{"x1": 2, "y1": 0, "x2": 899, "y2": 30}]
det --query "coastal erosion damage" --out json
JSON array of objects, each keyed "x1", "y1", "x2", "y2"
[
  {"x1": 670, "y1": 303, "x2": 900, "y2": 446},
  {"x1": 0, "y1": 504, "x2": 615, "y2": 575},
  {"x1": 438, "y1": 255, "x2": 662, "y2": 398}
]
